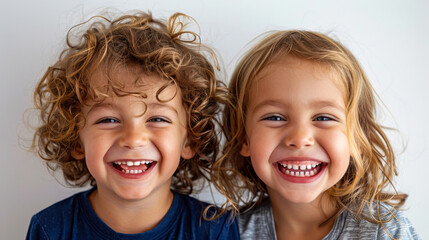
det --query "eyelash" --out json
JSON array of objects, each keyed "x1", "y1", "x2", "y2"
[
  {"x1": 313, "y1": 115, "x2": 337, "y2": 122},
  {"x1": 262, "y1": 115, "x2": 285, "y2": 121},
  {"x1": 96, "y1": 117, "x2": 120, "y2": 124},
  {"x1": 147, "y1": 117, "x2": 171, "y2": 123}
]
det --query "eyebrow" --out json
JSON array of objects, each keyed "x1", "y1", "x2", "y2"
[
  {"x1": 86, "y1": 102, "x2": 115, "y2": 115},
  {"x1": 146, "y1": 102, "x2": 180, "y2": 116},
  {"x1": 251, "y1": 100, "x2": 288, "y2": 113},
  {"x1": 310, "y1": 100, "x2": 345, "y2": 111},
  {"x1": 251, "y1": 99, "x2": 345, "y2": 113}
]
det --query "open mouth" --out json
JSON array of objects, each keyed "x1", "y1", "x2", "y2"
[
  {"x1": 112, "y1": 160, "x2": 156, "y2": 175},
  {"x1": 277, "y1": 162, "x2": 324, "y2": 177}
]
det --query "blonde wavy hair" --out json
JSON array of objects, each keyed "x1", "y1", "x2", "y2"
[
  {"x1": 32, "y1": 11, "x2": 227, "y2": 195},
  {"x1": 212, "y1": 30, "x2": 407, "y2": 222}
]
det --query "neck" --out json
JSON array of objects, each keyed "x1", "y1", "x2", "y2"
[
  {"x1": 269, "y1": 190, "x2": 338, "y2": 240},
  {"x1": 89, "y1": 186, "x2": 174, "y2": 234}
]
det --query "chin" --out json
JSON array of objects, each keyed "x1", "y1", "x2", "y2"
[{"x1": 271, "y1": 186, "x2": 324, "y2": 205}]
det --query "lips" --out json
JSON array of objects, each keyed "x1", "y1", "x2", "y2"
[
  {"x1": 274, "y1": 159, "x2": 326, "y2": 183},
  {"x1": 277, "y1": 162, "x2": 322, "y2": 177}
]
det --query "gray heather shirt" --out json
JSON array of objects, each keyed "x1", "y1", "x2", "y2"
[{"x1": 239, "y1": 199, "x2": 420, "y2": 240}]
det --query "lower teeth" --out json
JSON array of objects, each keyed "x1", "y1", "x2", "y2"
[
  {"x1": 122, "y1": 169, "x2": 145, "y2": 174},
  {"x1": 284, "y1": 169, "x2": 317, "y2": 177}
]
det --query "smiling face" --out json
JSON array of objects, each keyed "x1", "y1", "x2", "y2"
[
  {"x1": 241, "y1": 56, "x2": 350, "y2": 204},
  {"x1": 74, "y1": 66, "x2": 194, "y2": 203}
]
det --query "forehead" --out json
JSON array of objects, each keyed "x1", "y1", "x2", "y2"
[
  {"x1": 254, "y1": 56, "x2": 345, "y2": 93},
  {"x1": 248, "y1": 56, "x2": 346, "y2": 109},
  {"x1": 88, "y1": 65, "x2": 179, "y2": 101}
]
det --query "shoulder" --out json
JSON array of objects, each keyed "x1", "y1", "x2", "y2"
[
  {"x1": 175, "y1": 193, "x2": 213, "y2": 220},
  {"x1": 170, "y1": 193, "x2": 240, "y2": 240},
  {"x1": 374, "y1": 203, "x2": 421, "y2": 240},
  {"x1": 33, "y1": 189, "x2": 88, "y2": 217},
  {"x1": 238, "y1": 198, "x2": 276, "y2": 240},
  {"x1": 328, "y1": 202, "x2": 421, "y2": 240},
  {"x1": 239, "y1": 198, "x2": 271, "y2": 227},
  {"x1": 179, "y1": 193, "x2": 211, "y2": 210},
  {"x1": 26, "y1": 189, "x2": 92, "y2": 240}
]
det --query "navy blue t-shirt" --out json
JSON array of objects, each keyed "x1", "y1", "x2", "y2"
[{"x1": 26, "y1": 188, "x2": 239, "y2": 240}]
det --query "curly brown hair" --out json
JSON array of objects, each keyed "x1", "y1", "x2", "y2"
[
  {"x1": 211, "y1": 30, "x2": 407, "y2": 222},
  {"x1": 32, "y1": 11, "x2": 227, "y2": 195}
]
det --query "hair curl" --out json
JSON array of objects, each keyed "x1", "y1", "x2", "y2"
[
  {"x1": 32, "y1": 11, "x2": 227, "y2": 195},
  {"x1": 211, "y1": 30, "x2": 407, "y2": 222}
]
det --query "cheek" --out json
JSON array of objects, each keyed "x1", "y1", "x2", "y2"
[
  {"x1": 80, "y1": 131, "x2": 114, "y2": 161},
  {"x1": 249, "y1": 155, "x2": 270, "y2": 186},
  {"x1": 155, "y1": 128, "x2": 186, "y2": 158},
  {"x1": 247, "y1": 131, "x2": 277, "y2": 176},
  {"x1": 248, "y1": 133, "x2": 269, "y2": 161},
  {"x1": 322, "y1": 131, "x2": 350, "y2": 172}
]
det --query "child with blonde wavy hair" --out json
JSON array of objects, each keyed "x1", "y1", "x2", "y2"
[
  {"x1": 27, "y1": 11, "x2": 239, "y2": 239},
  {"x1": 212, "y1": 30, "x2": 420, "y2": 239}
]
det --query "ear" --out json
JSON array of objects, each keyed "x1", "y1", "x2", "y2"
[
  {"x1": 240, "y1": 138, "x2": 251, "y2": 157},
  {"x1": 181, "y1": 140, "x2": 195, "y2": 159},
  {"x1": 71, "y1": 142, "x2": 85, "y2": 160},
  {"x1": 181, "y1": 146, "x2": 195, "y2": 159}
]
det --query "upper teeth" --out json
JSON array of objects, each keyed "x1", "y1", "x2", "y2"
[
  {"x1": 114, "y1": 161, "x2": 153, "y2": 166},
  {"x1": 280, "y1": 163, "x2": 320, "y2": 170}
]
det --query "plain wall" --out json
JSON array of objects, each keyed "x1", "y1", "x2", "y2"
[{"x1": 1, "y1": 0, "x2": 428, "y2": 238}]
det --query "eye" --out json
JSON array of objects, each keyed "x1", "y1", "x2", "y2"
[
  {"x1": 313, "y1": 115, "x2": 334, "y2": 121},
  {"x1": 96, "y1": 117, "x2": 120, "y2": 124},
  {"x1": 262, "y1": 115, "x2": 285, "y2": 121},
  {"x1": 147, "y1": 116, "x2": 171, "y2": 123},
  {"x1": 312, "y1": 114, "x2": 340, "y2": 127}
]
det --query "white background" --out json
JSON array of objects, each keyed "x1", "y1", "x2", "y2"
[{"x1": 1, "y1": 0, "x2": 428, "y2": 239}]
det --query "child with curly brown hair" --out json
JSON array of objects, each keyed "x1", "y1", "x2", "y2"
[
  {"x1": 26, "y1": 11, "x2": 238, "y2": 240},
  {"x1": 212, "y1": 30, "x2": 420, "y2": 239}
]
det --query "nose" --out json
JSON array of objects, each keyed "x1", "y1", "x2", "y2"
[
  {"x1": 284, "y1": 124, "x2": 314, "y2": 149},
  {"x1": 118, "y1": 123, "x2": 149, "y2": 149}
]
